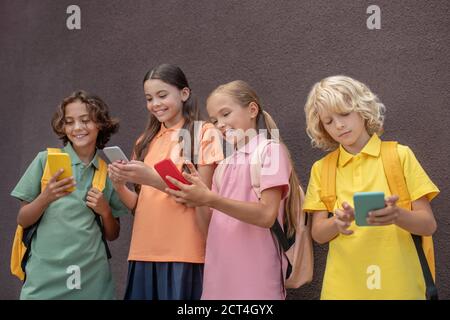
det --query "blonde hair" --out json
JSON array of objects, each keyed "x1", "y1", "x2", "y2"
[
  {"x1": 208, "y1": 80, "x2": 301, "y2": 237},
  {"x1": 304, "y1": 75, "x2": 386, "y2": 151}
]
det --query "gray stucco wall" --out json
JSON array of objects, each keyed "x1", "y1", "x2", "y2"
[{"x1": 1, "y1": 0, "x2": 448, "y2": 300}]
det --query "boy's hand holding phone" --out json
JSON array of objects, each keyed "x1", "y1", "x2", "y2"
[
  {"x1": 366, "y1": 195, "x2": 400, "y2": 226},
  {"x1": 334, "y1": 202, "x2": 355, "y2": 235},
  {"x1": 41, "y1": 169, "x2": 76, "y2": 204},
  {"x1": 47, "y1": 152, "x2": 75, "y2": 192},
  {"x1": 86, "y1": 187, "x2": 111, "y2": 218}
]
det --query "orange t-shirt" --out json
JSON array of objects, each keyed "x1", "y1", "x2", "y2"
[{"x1": 128, "y1": 120, "x2": 224, "y2": 263}]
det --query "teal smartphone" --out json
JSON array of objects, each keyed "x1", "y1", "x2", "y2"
[{"x1": 353, "y1": 192, "x2": 385, "y2": 226}]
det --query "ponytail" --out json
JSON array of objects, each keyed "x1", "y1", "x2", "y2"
[
  {"x1": 260, "y1": 110, "x2": 302, "y2": 238},
  {"x1": 209, "y1": 80, "x2": 303, "y2": 237}
]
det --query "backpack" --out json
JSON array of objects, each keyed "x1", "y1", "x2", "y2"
[
  {"x1": 214, "y1": 139, "x2": 313, "y2": 289},
  {"x1": 320, "y1": 141, "x2": 438, "y2": 300},
  {"x1": 10, "y1": 148, "x2": 110, "y2": 281}
]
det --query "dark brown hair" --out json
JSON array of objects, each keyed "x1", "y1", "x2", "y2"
[
  {"x1": 51, "y1": 90, "x2": 119, "y2": 149},
  {"x1": 133, "y1": 64, "x2": 202, "y2": 168}
]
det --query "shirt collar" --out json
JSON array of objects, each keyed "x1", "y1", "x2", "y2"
[
  {"x1": 155, "y1": 118, "x2": 186, "y2": 138},
  {"x1": 63, "y1": 143, "x2": 100, "y2": 169},
  {"x1": 236, "y1": 133, "x2": 268, "y2": 155},
  {"x1": 338, "y1": 133, "x2": 381, "y2": 167}
]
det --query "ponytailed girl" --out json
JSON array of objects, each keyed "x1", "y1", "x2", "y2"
[{"x1": 165, "y1": 80, "x2": 302, "y2": 299}]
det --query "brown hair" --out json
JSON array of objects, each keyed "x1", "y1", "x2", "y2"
[
  {"x1": 133, "y1": 64, "x2": 202, "y2": 192},
  {"x1": 208, "y1": 80, "x2": 302, "y2": 237},
  {"x1": 51, "y1": 90, "x2": 119, "y2": 149}
]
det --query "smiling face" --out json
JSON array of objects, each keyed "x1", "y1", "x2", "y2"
[
  {"x1": 318, "y1": 109, "x2": 370, "y2": 154},
  {"x1": 63, "y1": 100, "x2": 99, "y2": 152},
  {"x1": 206, "y1": 92, "x2": 259, "y2": 146},
  {"x1": 144, "y1": 79, "x2": 190, "y2": 128}
]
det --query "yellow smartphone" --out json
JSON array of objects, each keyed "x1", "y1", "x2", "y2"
[{"x1": 47, "y1": 152, "x2": 75, "y2": 192}]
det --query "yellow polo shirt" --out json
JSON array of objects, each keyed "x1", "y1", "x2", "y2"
[{"x1": 303, "y1": 134, "x2": 439, "y2": 299}]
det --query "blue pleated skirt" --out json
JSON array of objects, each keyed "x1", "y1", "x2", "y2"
[{"x1": 124, "y1": 261, "x2": 204, "y2": 300}]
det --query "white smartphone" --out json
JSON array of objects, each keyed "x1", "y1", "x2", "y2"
[{"x1": 102, "y1": 146, "x2": 129, "y2": 163}]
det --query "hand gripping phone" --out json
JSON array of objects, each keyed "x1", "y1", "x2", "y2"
[
  {"x1": 154, "y1": 159, "x2": 191, "y2": 191},
  {"x1": 47, "y1": 152, "x2": 75, "y2": 192},
  {"x1": 353, "y1": 192, "x2": 385, "y2": 226},
  {"x1": 102, "y1": 146, "x2": 129, "y2": 163}
]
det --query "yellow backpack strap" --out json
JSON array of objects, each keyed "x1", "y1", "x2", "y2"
[
  {"x1": 380, "y1": 141, "x2": 436, "y2": 283},
  {"x1": 380, "y1": 142, "x2": 411, "y2": 209},
  {"x1": 92, "y1": 157, "x2": 108, "y2": 192},
  {"x1": 91, "y1": 156, "x2": 112, "y2": 259},
  {"x1": 10, "y1": 226, "x2": 25, "y2": 280},
  {"x1": 320, "y1": 148, "x2": 339, "y2": 212}
]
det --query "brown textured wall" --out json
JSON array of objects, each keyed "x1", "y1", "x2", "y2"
[{"x1": 1, "y1": 0, "x2": 448, "y2": 300}]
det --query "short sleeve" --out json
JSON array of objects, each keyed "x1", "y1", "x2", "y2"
[
  {"x1": 102, "y1": 178, "x2": 129, "y2": 218},
  {"x1": 197, "y1": 123, "x2": 224, "y2": 166},
  {"x1": 303, "y1": 160, "x2": 328, "y2": 212},
  {"x1": 11, "y1": 151, "x2": 46, "y2": 203},
  {"x1": 260, "y1": 142, "x2": 291, "y2": 200},
  {"x1": 399, "y1": 145, "x2": 440, "y2": 202}
]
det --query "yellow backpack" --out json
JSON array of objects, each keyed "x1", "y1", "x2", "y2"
[
  {"x1": 10, "y1": 148, "x2": 108, "y2": 281},
  {"x1": 320, "y1": 141, "x2": 438, "y2": 299}
]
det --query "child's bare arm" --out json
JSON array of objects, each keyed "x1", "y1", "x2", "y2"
[
  {"x1": 98, "y1": 211, "x2": 120, "y2": 241},
  {"x1": 311, "y1": 202, "x2": 355, "y2": 244},
  {"x1": 17, "y1": 170, "x2": 76, "y2": 228},
  {"x1": 311, "y1": 211, "x2": 339, "y2": 244},
  {"x1": 167, "y1": 175, "x2": 283, "y2": 228},
  {"x1": 165, "y1": 161, "x2": 282, "y2": 228},
  {"x1": 111, "y1": 184, "x2": 138, "y2": 211},
  {"x1": 109, "y1": 161, "x2": 167, "y2": 192},
  {"x1": 17, "y1": 198, "x2": 48, "y2": 228},
  {"x1": 108, "y1": 162, "x2": 138, "y2": 210},
  {"x1": 195, "y1": 164, "x2": 215, "y2": 237},
  {"x1": 368, "y1": 195, "x2": 437, "y2": 236}
]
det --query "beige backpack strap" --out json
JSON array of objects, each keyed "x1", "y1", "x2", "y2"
[
  {"x1": 249, "y1": 139, "x2": 273, "y2": 199},
  {"x1": 320, "y1": 148, "x2": 339, "y2": 212},
  {"x1": 213, "y1": 159, "x2": 227, "y2": 191}
]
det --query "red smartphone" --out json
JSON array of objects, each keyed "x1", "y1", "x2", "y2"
[{"x1": 154, "y1": 159, "x2": 191, "y2": 191}]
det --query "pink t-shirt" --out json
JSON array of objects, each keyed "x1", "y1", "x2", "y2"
[{"x1": 201, "y1": 134, "x2": 291, "y2": 300}]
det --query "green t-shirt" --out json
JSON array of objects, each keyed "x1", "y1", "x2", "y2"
[{"x1": 11, "y1": 143, "x2": 129, "y2": 300}]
